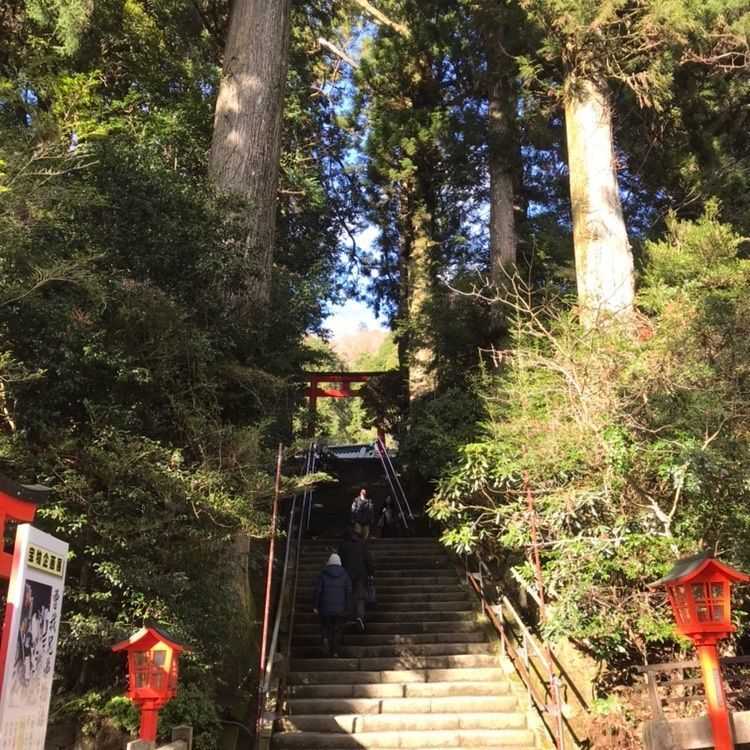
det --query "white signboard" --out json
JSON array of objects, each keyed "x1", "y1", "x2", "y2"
[{"x1": 0, "y1": 525, "x2": 68, "y2": 749}]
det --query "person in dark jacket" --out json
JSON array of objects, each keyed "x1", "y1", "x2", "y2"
[
  {"x1": 313, "y1": 553, "x2": 352, "y2": 657},
  {"x1": 378, "y1": 495, "x2": 399, "y2": 538},
  {"x1": 350, "y1": 487, "x2": 374, "y2": 539},
  {"x1": 338, "y1": 526, "x2": 374, "y2": 630}
]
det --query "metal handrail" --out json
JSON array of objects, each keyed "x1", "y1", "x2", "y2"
[
  {"x1": 375, "y1": 437, "x2": 413, "y2": 523},
  {"x1": 254, "y1": 442, "x2": 316, "y2": 749},
  {"x1": 460, "y1": 554, "x2": 590, "y2": 749},
  {"x1": 303, "y1": 448, "x2": 316, "y2": 532},
  {"x1": 274, "y1": 448, "x2": 316, "y2": 712}
]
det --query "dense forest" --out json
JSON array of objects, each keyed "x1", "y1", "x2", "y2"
[{"x1": 0, "y1": 0, "x2": 748, "y2": 747}]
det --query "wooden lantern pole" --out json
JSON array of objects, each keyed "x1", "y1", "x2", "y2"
[{"x1": 695, "y1": 636, "x2": 734, "y2": 750}]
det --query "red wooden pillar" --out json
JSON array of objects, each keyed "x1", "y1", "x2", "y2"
[
  {"x1": 307, "y1": 376, "x2": 318, "y2": 438},
  {"x1": 0, "y1": 475, "x2": 49, "y2": 580},
  {"x1": 696, "y1": 637, "x2": 734, "y2": 750}
]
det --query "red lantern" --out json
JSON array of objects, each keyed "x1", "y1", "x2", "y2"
[
  {"x1": 650, "y1": 553, "x2": 750, "y2": 750},
  {"x1": 112, "y1": 623, "x2": 186, "y2": 742}
]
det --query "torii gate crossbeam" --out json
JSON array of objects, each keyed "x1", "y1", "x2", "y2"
[{"x1": 304, "y1": 371, "x2": 387, "y2": 444}]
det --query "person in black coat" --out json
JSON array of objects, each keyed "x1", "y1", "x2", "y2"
[
  {"x1": 338, "y1": 526, "x2": 374, "y2": 629},
  {"x1": 350, "y1": 487, "x2": 374, "y2": 540},
  {"x1": 313, "y1": 553, "x2": 352, "y2": 657},
  {"x1": 378, "y1": 495, "x2": 399, "y2": 538}
]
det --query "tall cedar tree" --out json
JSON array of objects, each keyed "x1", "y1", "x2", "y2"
[
  {"x1": 353, "y1": 0, "x2": 489, "y2": 405},
  {"x1": 0, "y1": 0, "x2": 353, "y2": 741},
  {"x1": 517, "y1": 0, "x2": 749, "y2": 325},
  {"x1": 209, "y1": 0, "x2": 293, "y2": 321}
]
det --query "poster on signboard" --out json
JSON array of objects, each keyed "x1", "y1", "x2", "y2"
[{"x1": 0, "y1": 524, "x2": 68, "y2": 749}]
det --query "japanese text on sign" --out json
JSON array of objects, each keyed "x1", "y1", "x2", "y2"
[{"x1": 26, "y1": 545, "x2": 64, "y2": 577}]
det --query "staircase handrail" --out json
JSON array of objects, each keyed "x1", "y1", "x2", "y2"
[
  {"x1": 273, "y1": 447, "x2": 315, "y2": 715},
  {"x1": 459, "y1": 552, "x2": 590, "y2": 750},
  {"x1": 374, "y1": 439, "x2": 408, "y2": 530},
  {"x1": 255, "y1": 442, "x2": 316, "y2": 750},
  {"x1": 375, "y1": 437, "x2": 413, "y2": 523}
]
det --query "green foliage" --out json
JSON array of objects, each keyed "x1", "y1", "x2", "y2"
[
  {"x1": 1, "y1": 0, "x2": 351, "y2": 737},
  {"x1": 356, "y1": 333, "x2": 400, "y2": 372},
  {"x1": 360, "y1": 370, "x2": 408, "y2": 438},
  {"x1": 101, "y1": 696, "x2": 140, "y2": 736},
  {"x1": 399, "y1": 388, "x2": 486, "y2": 484},
  {"x1": 430, "y1": 206, "x2": 750, "y2": 660},
  {"x1": 24, "y1": 0, "x2": 94, "y2": 54},
  {"x1": 159, "y1": 684, "x2": 222, "y2": 750}
]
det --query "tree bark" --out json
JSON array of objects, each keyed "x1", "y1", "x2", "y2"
[
  {"x1": 396, "y1": 178, "x2": 437, "y2": 403},
  {"x1": 484, "y1": 26, "x2": 518, "y2": 282},
  {"x1": 407, "y1": 204, "x2": 437, "y2": 402},
  {"x1": 564, "y1": 69, "x2": 635, "y2": 325},
  {"x1": 209, "y1": 0, "x2": 292, "y2": 317}
]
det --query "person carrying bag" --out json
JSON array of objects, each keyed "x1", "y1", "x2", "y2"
[
  {"x1": 350, "y1": 487, "x2": 374, "y2": 540},
  {"x1": 364, "y1": 575, "x2": 376, "y2": 610},
  {"x1": 338, "y1": 525, "x2": 374, "y2": 631}
]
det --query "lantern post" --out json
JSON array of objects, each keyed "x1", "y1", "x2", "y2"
[
  {"x1": 112, "y1": 623, "x2": 186, "y2": 744},
  {"x1": 649, "y1": 553, "x2": 749, "y2": 750}
]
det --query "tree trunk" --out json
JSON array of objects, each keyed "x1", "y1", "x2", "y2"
[
  {"x1": 396, "y1": 178, "x2": 437, "y2": 403},
  {"x1": 564, "y1": 69, "x2": 635, "y2": 325},
  {"x1": 485, "y1": 29, "x2": 518, "y2": 282},
  {"x1": 396, "y1": 183, "x2": 411, "y2": 372},
  {"x1": 209, "y1": 0, "x2": 292, "y2": 317},
  {"x1": 407, "y1": 203, "x2": 437, "y2": 402}
]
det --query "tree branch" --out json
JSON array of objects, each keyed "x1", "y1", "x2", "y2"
[
  {"x1": 317, "y1": 37, "x2": 359, "y2": 68},
  {"x1": 349, "y1": 0, "x2": 409, "y2": 37}
]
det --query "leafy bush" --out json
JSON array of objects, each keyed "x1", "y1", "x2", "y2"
[
  {"x1": 399, "y1": 388, "x2": 486, "y2": 485},
  {"x1": 159, "y1": 684, "x2": 223, "y2": 750},
  {"x1": 429, "y1": 205, "x2": 750, "y2": 661}
]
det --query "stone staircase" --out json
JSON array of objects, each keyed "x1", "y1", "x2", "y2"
[{"x1": 271, "y1": 536, "x2": 540, "y2": 749}]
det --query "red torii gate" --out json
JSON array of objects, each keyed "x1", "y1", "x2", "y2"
[{"x1": 304, "y1": 371, "x2": 386, "y2": 444}]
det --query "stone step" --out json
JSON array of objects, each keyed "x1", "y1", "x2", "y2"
[
  {"x1": 298, "y1": 581, "x2": 460, "y2": 592},
  {"x1": 358, "y1": 591, "x2": 468, "y2": 603},
  {"x1": 285, "y1": 695, "x2": 517, "y2": 716},
  {"x1": 285, "y1": 681, "x2": 511, "y2": 700},
  {"x1": 295, "y1": 610, "x2": 476, "y2": 624},
  {"x1": 291, "y1": 642, "x2": 494, "y2": 659},
  {"x1": 297, "y1": 560, "x2": 456, "y2": 585},
  {"x1": 298, "y1": 553, "x2": 451, "y2": 564},
  {"x1": 296, "y1": 599, "x2": 472, "y2": 613},
  {"x1": 296, "y1": 584, "x2": 464, "y2": 596},
  {"x1": 287, "y1": 668, "x2": 506, "y2": 686},
  {"x1": 290, "y1": 654, "x2": 498, "y2": 672},
  {"x1": 300, "y1": 552, "x2": 445, "y2": 562},
  {"x1": 271, "y1": 728, "x2": 536, "y2": 748},
  {"x1": 293, "y1": 620, "x2": 481, "y2": 635},
  {"x1": 298, "y1": 571, "x2": 458, "y2": 581},
  {"x1": 276, "y1": 530, "x2": 536, "y2": 750},
  {"x1": 291, "y1": 632, "x2": 488, "y2": 647},
  {"x1": 300, "y1": 543, "x2": 447, "y2": 551},
  {"x1": 301, "y1": 544, "x2": 446, "y2": 555},
  {"x1": 279, "y1": 711, "x2": 527, "y2": 733},
  {"x1": 299, "y1": 556, "x2": 453, "y2": 570}
]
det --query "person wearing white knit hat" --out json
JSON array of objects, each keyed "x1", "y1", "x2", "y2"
[{"x1": 313, "y1": 553, "x2": 352, "y2": 657}]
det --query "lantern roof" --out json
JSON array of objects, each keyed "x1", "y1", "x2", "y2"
[
  {"x1": 649, "y1": 552, "x2": 750, "y2": 589},
  {"x1": 0, "y1": 472, "x2": 50, "y2": 511},
  {"x1": 112, "y1": 621, "x2": 187, "y2": 653}
]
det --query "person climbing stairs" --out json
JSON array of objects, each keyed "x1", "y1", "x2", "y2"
[{"x1": 271, "y1": 535, "x2": 540, "y2": 749}]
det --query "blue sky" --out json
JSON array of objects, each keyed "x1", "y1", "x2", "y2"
[{"x1": 325, "y1": 298, "x2": 387, "y2": 338}]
